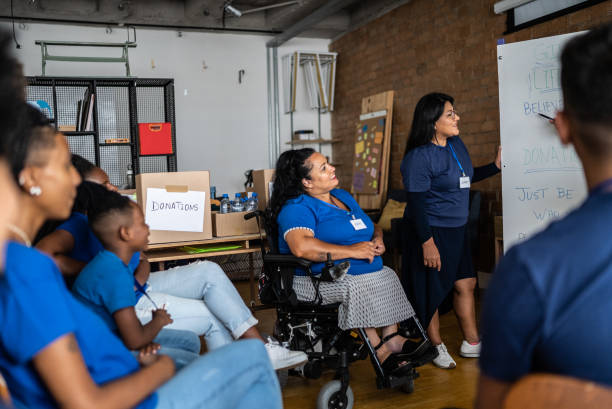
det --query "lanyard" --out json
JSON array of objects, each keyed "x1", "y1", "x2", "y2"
[
  {"x1": 447, "y1": 142, "x2": 466, "y2": 177},
  {"x1": 134, "y1": 279, "x2": 158, "y2": 309},
  {"x1": 589, "y1": 178, "x2": 612, "y2": 197}
]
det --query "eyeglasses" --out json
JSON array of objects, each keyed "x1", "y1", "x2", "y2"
[{"x1": 445, "y1": 110, "x2": 460, "y2": 120}]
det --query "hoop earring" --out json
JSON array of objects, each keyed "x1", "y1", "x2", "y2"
[{"x1": 29, "y1": 186, "x2": 42, "y2": 196}]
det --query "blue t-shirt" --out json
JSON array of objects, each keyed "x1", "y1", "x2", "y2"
[
  {"x1": 0, "y1": 242, "x2": 157, "y2": 409},
  {"x1": 277, "y1": 188, "x2": 383, "y2": 275},
  {"x1": 72, "y1": 250, "x2": 139, "y2": 332},
  {"x1": 400, "y1": 136, "x2": 474, "y2": 227},
  {"x1": 58, "y1": 212, "x2": 140, "y2": 271},
  {"x1": 480, "y1": 192, "x2": 612, "y2": 385}
]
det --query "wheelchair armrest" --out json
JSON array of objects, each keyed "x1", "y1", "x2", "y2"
[{"x1": 263, "y1": 253, "x2": 313, "y2": 269}]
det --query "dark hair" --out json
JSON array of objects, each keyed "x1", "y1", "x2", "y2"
[
  {"x1": 73, "y1": 181, "x2": 110, "y2": 214},
  {"x1": 404, "y1": 92, "x2": 454, "y2": 155},
  {"x1": 0, "y1": 31, "x2": 25, "y2": 158},
  {"x1": 33, "y1": 182, "x2": 111, "y2": 245},
  {"x1": 88, "y1": 189, "x2": 133, "y2": 248},
  {"x1": 5, "y1": 102, "x2": 54, "y2": 184},
  {"x1": 71, "y1": 154, "x2": 96, "y2": 180},
  {"x1": 561, "y1": 22, "x2": 612, "y2": 156},
  {"x1": 266, "y1": 148, "x2": 315, "y2": 244}
]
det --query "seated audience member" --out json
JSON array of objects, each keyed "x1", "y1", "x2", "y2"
[
  {"x1": 37, "y1": 181, "x2": 136, "y2": 277},
  {"x1": 71, "y1": 153, "x2": 118, "y2": 191},
  {"x1": 270, "y1": 148, "x2": 431, "y2": 376},
  {"x1": 0, "y1": 102, "x2": 282, "y2": 409},
  {"x1": 0, "y1": 31, "x2": 22, "y2": 409},
  {"x1": 37, "y1": 157, "x2": 307, "y2": 369},
  {"x1": 476, "y1": 22, "x2": 612, "y2": 409},
  {"x1": 72, "y1": 191, "x2": 201, "y2": 368}
]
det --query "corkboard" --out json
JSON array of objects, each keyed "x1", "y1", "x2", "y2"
[
  {"x1": 352, "y1": 91, "x2": 394, "y2": 210},
  {"x1": 351, "y1": 116, "x2": 386, "y2": 194}
]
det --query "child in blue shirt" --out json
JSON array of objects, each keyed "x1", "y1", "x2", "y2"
[{"x1": 72, "y1": 190, "x2": 192, "y2": 355}]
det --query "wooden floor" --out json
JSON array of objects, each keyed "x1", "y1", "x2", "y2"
[{"x1": 235, "y1": 281, "x2": 480, "y2": 409}]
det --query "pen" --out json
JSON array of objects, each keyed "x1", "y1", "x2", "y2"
[{"x1": 537, "y1": 113, "x2": 554, "y2": 120}]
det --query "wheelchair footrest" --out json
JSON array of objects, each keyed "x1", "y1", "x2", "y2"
[{"x1": 376, "y1": 368, "x2": 419, "y2": 389}]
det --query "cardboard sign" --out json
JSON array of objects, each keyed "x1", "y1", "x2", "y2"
[{"x1": 145, "y1": 188, "x2": 206, "y2": 232}]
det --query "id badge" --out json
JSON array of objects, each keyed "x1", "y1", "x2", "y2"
[
  {"x1": 459, "y1": 176, "x2": 471, "y2": 189},
  {"x1": 350, "y1": 218, "x2": 367, "y2": 230}
]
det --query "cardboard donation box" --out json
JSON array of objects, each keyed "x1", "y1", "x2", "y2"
[
  {"x1": 249, "y1": 169, "x2": 275, "y2": 211},
  {"x1": 212, "y1": 211, "x2": 259, "y2": 237},
  {"x1": 136, "y1": 171, "x2": 212, "y2": 244}
]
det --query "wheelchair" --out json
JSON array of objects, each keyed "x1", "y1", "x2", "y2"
[{"x1": 246, "y1": 211, "x2": 437, "y2": 409}]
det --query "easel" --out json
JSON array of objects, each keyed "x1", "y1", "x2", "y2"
[{"x1": 353, "y1": 90, "x2": 394, "y2": 211}]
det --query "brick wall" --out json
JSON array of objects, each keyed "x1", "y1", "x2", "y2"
[
  {"x1": 329, "y1": 0, "x2": 612, "y2": 271},
  {"x1": 330, "y1": 0, "x2": 611, "y2": 191}
]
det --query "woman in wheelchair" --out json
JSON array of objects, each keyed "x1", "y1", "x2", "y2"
[{"x1": 268, "y1": 148, "x2": 434, "y2": 377}]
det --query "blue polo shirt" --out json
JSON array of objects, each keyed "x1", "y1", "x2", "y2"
[
  {"x1": 277, "y1": 188, "x2": 383, "y2": 275},
  {"x1": 480, "y1": 191, "x2": 612, "y2": 385},
  {"x1": 58, "y1": 212, "x2": 140, "y2": 271},
  {"x1": 400, "y1": 136, "x2": 474, "y2": 227},
  {"x1": 72, "y1": 250, "x2": 141, "y2": 332},
  {"x1": 0, "y1": 242, "x2": 156, "y2": 409}
]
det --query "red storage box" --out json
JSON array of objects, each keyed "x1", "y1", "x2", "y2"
[{"x1": 138, "y1": 122, "x2": 173, "y2": 155}]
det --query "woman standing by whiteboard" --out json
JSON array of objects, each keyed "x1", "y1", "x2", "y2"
[{"x1": 400, "y1": 92, "x2": 501, "y2": 369}]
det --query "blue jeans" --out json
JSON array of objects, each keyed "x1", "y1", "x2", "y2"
[
  {"x1": 154, "y1": 329, "x2": 200, "y2": 371},
  {"x1": 135, "y1": 260, "x2": 258, "y2": 350},
  {"x1": 155, "y1": 340, "x2": 282, "y2": 409}
]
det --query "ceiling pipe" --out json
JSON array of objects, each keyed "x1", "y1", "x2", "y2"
[
  {"x1": 266, "y1": 0, "x2": 358, "y2": 47},
  {"x1": 233, "y1": 0, "x2": 299, "y2": 14}
]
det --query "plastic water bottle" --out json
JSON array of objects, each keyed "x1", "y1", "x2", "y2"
[
  {"x1": 246, "y1": 192, "x2": 258, "y2": 212},
  {"x1": 125, "y1": 164, "x2": 134, "y2": 189},
  {"x1": 220, "y1": 194, "x2": 231, "y2": 214},
  {"x1": 231, "y1": 193, "x2": 245, "y2": 212}
]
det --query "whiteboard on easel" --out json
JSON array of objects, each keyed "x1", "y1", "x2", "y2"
[{"x1": 497, "y1": 31, "x2": 587, "y2": 252}]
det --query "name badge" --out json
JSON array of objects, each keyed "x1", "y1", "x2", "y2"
[
  {"x1": 460, "y1": 176, "x2": 471, "y2": 189},
  {"x1": 350, "y1": 218, "x2": 367, "y2": 230}
]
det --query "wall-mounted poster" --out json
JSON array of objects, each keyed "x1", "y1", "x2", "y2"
[{"x1": 351, "y1": 115, "x2": 386, "y2": 194}]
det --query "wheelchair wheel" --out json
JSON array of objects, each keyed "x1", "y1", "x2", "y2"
[
  {"x1": 400, "y1": 379, "x2": 415, "y2": 394},
  {"x1": 316, "y1": 380, "x2": 354, "y2": 409}
]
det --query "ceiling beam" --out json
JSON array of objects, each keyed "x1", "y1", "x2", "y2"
[
  {"x1": 265, "y1": 0, "x2": 325, "y2": 29},
  {"x1": 333, "y1": 0, "x2": 412, "y2": 42},
  {"x1": 184, "y1": 0, "x2": 224, "y2": 21},
  {"x1": 266, "y1": 0, "x2": 359, "y2": 47}
]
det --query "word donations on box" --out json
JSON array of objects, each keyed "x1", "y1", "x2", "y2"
[{"x1": 145, "y1": 187, "x2": 206, "y2": 232}]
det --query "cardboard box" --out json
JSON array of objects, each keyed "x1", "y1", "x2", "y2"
[
  {"x1": 136, "y1": 171, "x2": 212, "y2": 244},
  {"x1": 212, "y1": 211, "x2": 259, "y2": 237},
  {"x1": 249, "y1": 169, "x2": 275, "y2": 211}
]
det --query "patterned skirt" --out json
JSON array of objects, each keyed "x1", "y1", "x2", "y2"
[{"x1": 292, "y1": 266, "x2": 415, "y2": 330}]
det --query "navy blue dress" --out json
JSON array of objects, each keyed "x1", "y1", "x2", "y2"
[{"x1": 400, "y1": 137, "x2": 495, "y2": 327}]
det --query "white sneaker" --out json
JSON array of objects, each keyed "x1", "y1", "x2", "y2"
[
  {"x1": 459, "y1": 340, "x2": 481, "y2": 358},
  {"x1": 264, "y1": 337, "x2": 308, "y2": 371},
  {"x1": 432, "y1": 343, "x2": 456, "y2": 369}
]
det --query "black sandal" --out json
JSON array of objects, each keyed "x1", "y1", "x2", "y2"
[
  {"x1": 381, "y1": 332, "x2": 437, "y2": 367},
  {"x1": 374, "y1": 340, "x2": 413, "y2": 376}
]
